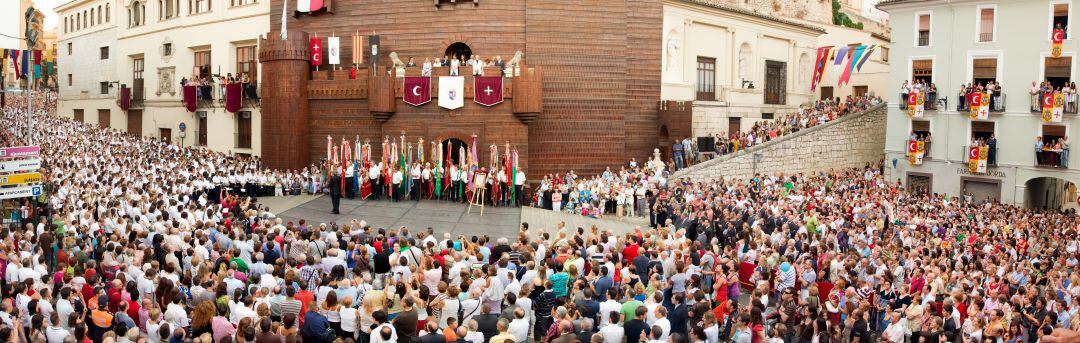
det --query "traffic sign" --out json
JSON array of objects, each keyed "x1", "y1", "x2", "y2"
[
  {"x1": 0, "y1": 146, "x2": 40, "y2": 158},
  {"x1": 179, "y1": 122, "x2": 187, "y2": 132},
  {"x1": 0, "y1": 185, "x2": 42, "y2": 200},
  {"x1": 0, "y1": 172, "x2": 42, "y2": 187},
  {"x1": 0, "y1": 158, "x2": 41, "y2": 173}
]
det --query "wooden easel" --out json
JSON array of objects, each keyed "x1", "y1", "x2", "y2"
[{"x1": 467, "y1": 172, "x2": 487, "y2": 216}]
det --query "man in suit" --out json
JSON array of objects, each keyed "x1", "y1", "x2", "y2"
[{"x1": 327, "y1": 169, "x2": 342, "y2": 214}]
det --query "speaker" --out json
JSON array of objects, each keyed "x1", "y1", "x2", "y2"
[{"x1": 697, "y1": 136, "x2": 716, "y2": 153}]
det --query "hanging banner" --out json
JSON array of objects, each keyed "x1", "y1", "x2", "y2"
[
  {"x1": 906, "y1": 92, "x2": 918, "y2": 117},
  {"x1": 183, "y1": 85, "x2": 198, "y2": 112},
  {"x1": 916, "y1": 141, "x2": 925, "y2": 164},
  {"x1": 969, "y1": 92, "x2": 983, "y2": 120},
  {"x1": 473, "y1": 76, "x2": 504, "y2": 106},
  {"x1": 0, "y1": 185, "x2": 42, "y2": 200},
  {"x1": 0, "y1": 172, "x2": 42, "y2": 187},
  {"x1": 296, "y1": 0, "x2": 324, "y2": 13},
  {"x1": 811, "y1": 46, "x2": 829, "y2": 91},
  {"x1": 225, "y1": 83, "x2": 242, "y2": 113},
  {"x1": 907, "y1": 139, "x2": 923, "y2": 165},
  {"x1": 327, "y1": 36, "x2": 340, "y2": 65},
  {"x1": 1042, "y1": 93, "x2": 1055, "y2": 122},
  {"x1": 978, "y1": 146, "x2": 989, "y2": 173},
  {"x1": 403, "y1": 76, "x2": 432, "y2": 106},
  {"x1": 1053, "y1": 29, "x2": 1065, "y2": 58},
  {"x1": 438, "y1": 76, "x2": 464, "y2": 110},
  {"x1": 968, "y1": 146, "x2": 980, "y2": 173},
  {"x1": 352, "y1": 35, "x2": 364, "y2": 65},
  {"x1": 310, "y1": 37, "x2": 323, "y2": 66},
  {"x1": 978, "y1": 92, "x2": 990, "y2": 119},
  {"x1": 0, "y1": 146, "x2": 41, "y2": 158},
  {"x1": 1054, "y1": 92, "x2": 1066, "y2": 122}
]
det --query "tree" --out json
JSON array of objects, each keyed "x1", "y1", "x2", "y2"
[{"x1": 832, "y1": 0, "x2": 864, "y2": 30}]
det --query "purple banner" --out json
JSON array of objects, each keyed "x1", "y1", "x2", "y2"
[{"x1": 0, "y1": 146, "x2": 40, "y2": 158}]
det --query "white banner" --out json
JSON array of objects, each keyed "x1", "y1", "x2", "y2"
[
  {"x1": 0, "y1": 158, "x2": 40, "y2": 173},
  {"x1": 327, "y1": 36, "x2": 340, "y2": 65},
  {"x1": 438, "y1": 76, "x2": 465, "y2": 110},
  {"x1": 0, "y1": 185, "x2": 41, "y2": 200}
]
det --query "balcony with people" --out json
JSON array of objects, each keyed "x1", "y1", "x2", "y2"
[
  {"x1": 898, "y1": 80, "x2": 938, "y2": 111},
  {"x1": 1036, "y1": 130, "x2": 1070, "y2": 168},
  {"x1": 1029, "y1": 81, "x2": 1079, "y2": 114},
  {"x1": 181, "y1": 73, "x2": 260, "y2": 110},
  {"x1": 957, "y1": 82, "x2": 1005, "y2": 113}
]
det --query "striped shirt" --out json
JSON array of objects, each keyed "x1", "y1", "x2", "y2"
[{"x1": 280, "y1": 298, "x2": 302, "y2": 320}]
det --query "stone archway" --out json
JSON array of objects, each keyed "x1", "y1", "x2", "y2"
[
  {"x1": 444, "y1": 42, "x2": 473, "y2": 61},
  {"x1": 1024, "y1": 176, "x2": 1078, "y2": 210},
  {"x1": 441, "y1": 138, "x2": 468, "y2": 166}
]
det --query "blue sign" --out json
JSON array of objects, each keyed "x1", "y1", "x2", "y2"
[{"x1": 179, "y1": 122, "x2": 187, "y2": 132}]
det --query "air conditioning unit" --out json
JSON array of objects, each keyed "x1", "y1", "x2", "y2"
[
  {"x1": 240, "y1": 111, "x2": 251, "y2": 119},
  {"x1": 196, "y1": 111, "x2": 207, "y2": 118}
]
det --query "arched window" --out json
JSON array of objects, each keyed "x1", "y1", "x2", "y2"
[
  {"x1": 444, "y1": 42, "x2": 472, "y2": 61},
  {"x1": 64, "y1": 17, "x2": 68, "y2": 33},
  {"x1": 105, "y1": 3, "x2": 110, "y2": 22},
  {"x1": 98, "y1": 5, "x2": 102, "y2": 23},
  {"x1": 738, "y1": 43, "x2": 752, "y2": 84},
  {"x1": 90, "y1": 8, "x2": 95, "y2": 26},
  {"x1": 77, "y1": 13, "x2": 81, "y2": 29},
  {"x1": 799, "y1": 52, "x2": 811, "y2": 84}
]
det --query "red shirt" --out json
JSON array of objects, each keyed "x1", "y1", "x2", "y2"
[
  {"x1": 623, "y1": 244, "x2": 640, "y2": 263},
  {"x1": 106, "y1": 287, "x2": 122, "y2": 313},
  {"x1": 296, "y1": 290, "x2": 315, "y2": 317},
  {"x1": 126, "y1": 299, "x2": 141, "y2": 325}
]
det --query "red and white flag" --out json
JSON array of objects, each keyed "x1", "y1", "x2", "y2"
[
  {"x1": 297, "y1": 0, "x2": 323, "y2": 12},
  {"x1": 310, "y1": 37, "x2": 323, "y2": 66},
  {"x1": 474, "y1": 76, "x2": 504, "y2": 106},
  {"x1": 403, "y1": 77, "x2": 431, "y2": 106}
]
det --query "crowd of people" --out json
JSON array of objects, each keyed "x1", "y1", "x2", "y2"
[
  {"x1": 407, "y1": 54, "x2": 508, "y2": 77},
  {"x1": 959, "y1": 82, "x2": 1005, "y2": 112},
  {"x1": 4, "y1": 89, "x2": 1080, "y2": 343},
  {"x1": 180, "y1": 73, "x2": 259, "y2": 101}
]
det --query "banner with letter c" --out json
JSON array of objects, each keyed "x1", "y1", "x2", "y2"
[
  {"x1": 1053, "y1": 29, "x2": 1065, "y2": 58},
  {"x1": 403, "y1": 76, "x2": 432, "y2": 106}
]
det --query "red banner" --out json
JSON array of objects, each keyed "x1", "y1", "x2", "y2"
[
  {"x1": 1044, "y1": 92, "x2": 1055, "y2": 109},
  {"x1": 119, "y1": 86, "x2": 131, "y2": 111},
  {"x1": 907, "y1": 92, "x2": 917, "y2": 107},
  {"x1": 473, "y1": 76, "x2": 504, "y2": 106},
  {"x1": 1053, "y1": 29, "x2": 1065, "y2": 57},
  {"x1": 225, "y1": 83, "x2": 242, "y2": 113},
  {"x1": 403, "y1": 76, "x2": 431, "y2": 106},
  {"x1": 970, "y1": 92, "x2": 982, "y2": 107},
  {"x1": 349, "y1": 68, "x2": 358, "y2": 80},
  {"x1": 310, "y1": 37, "x2": 323, "y2": 66},
  {"x1": 908, "y1": 139, "x2": 918, "y2": 156}
]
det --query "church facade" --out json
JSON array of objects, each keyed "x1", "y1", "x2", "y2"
[{"x1": 260, "y1": 0, "x2": 663, "y2": 177}]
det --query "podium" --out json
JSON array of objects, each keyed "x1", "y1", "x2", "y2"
[{"x1": 467, "y1": 172, "x2": 487, "y2": 216}]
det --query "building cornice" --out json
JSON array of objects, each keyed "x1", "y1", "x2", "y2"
[
  {"x1": 668, "y1": 0, "x2": 827, "y2": 35},
  {"x1": 55, "y1": 0, "x2": 104, "y2": 13}
]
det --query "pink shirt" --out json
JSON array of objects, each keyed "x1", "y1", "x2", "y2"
[{"x1": 211, "y1": 316, "x2": 236, "y2": 342}]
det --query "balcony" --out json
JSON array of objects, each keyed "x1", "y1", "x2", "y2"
[
  {"x1": 1029, "y1": 91, "x2": 1079, "y2": 114},
  {"x1": 1036, "y1": 148, "x2": 1068, "y2": 168},
  {"x1": 963, "y1": 145, "x2": 997, "y2": 167},
  {"x1": 898, "y1": 92, "x2": 940, "y2": 111},
  {"x1": 957, "y1": 92, "x2": 1006, "y2": 113},
  {"x1": 979, "y1": 32, "x2": 994, "y2": 42},
  {"x1": 917, "y1": 31, "x2": 930, "y2": 46}
]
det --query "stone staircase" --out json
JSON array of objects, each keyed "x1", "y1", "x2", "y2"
[{"x1": 673, "y1": 103, "x2": 888, "y2": 181}]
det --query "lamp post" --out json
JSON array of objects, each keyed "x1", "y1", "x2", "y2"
[{"x1": 24, "y1": 7, "x2": 40, "y2": 145}]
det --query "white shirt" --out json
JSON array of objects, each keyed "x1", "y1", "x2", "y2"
[
  {"x1": 654, "y1": 317, "x2": 671, "y2": 341},
  {"x1": 370, "y1": 323, "x2": 398, "y2": 343},
  {"x1": 509, "y1": 318, "x2": 530, "y2": 343},
  {"x1": 599, "y1": 300, "x2": 621, "y2": 326},
  {"x1": 600, "y1": 323, "x2": 625, "y2": 343}
]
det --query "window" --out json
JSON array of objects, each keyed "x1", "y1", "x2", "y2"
[
  {"x1": 194, "y1": 50, "x2": 211, "y2": 78},
  {"x1": 197, "y1": 115, "x2": 207, "y2": 146},
  {"x1": 76, "y1": 13, "x2": 80, "y2": 30},
  {"x1": 133, "y1": 58, "x2": 144, "y2": 79},
  {"x1": 130, "y1": 1, "x2": 145, "y2": 27},
  {"x1": 761, "y1": 112, "x2": 774, "y2": 120},
  {"x1": 917, "y1": 13, "x2": 931, "y2": 46},
  {"x1": 100, "y1": 82, "x2": 109, "y2": 94},
  {"x1": 106, "y1": 3, "x2": 110, "y2": 22},
  {"x1": 912, "y1": 59, "x2": 933, "y2": 85},
  {"x1": 881, "y1": 46, "x2": 889, "y2": 62},
  {"x1": 192, "y1": 0, "x2": 211, "y2": 14},
  {"x1": 854, "y1": 86, "x2": 869, "y2": 97},
  {"x1": 231, "y1": 0, "x2": 255, "y2": 6},
  {"x1": 1054, "y1": 3, "x2": 1070, "y2": 39},
  {"x1": 1040, "y1": 124, "x2": 1067, "y2": 167},
  {"x1": 972, "y1": 58, "x2": 998, "y2": 85},
  {"x1": 90, "y1": 8, "x2": 94, "y2": 26},
  {"x1": 820, "y1": 86, "x2": 834, "y2": 101},
  {"x1": 696, "y1": 56, "x2": 716, "y2": 101},
  {"x1": 100, "y1": 46, "x2": 109, "y2": 60},
  {"x1": 98, "y1": 5, "x2": 102, "y2": 24},
  {"x1": 764, "y1": 60, "x2": 787, "y2": 105},
  {"x1": 163, "y1": 43, "x2": 172, "y2": 57},
  {"x1": 64, "y1": 17, "x2": 68, "y2": 33},
  {"x1": 160, "y1": 0, "x2": 177, "y2": 19},
  {"x1": 236, "y1": 46, "x2": 256, "y2": 81},
  {"x1": 68, "y1": 74, "x2": 73, "y2": 86},
  {"x1": 67, "y1": 42, "x2": 72, "y2": 55},
  {"x1": 978, "y1": 7, "x2": 995, "y2": 42}
]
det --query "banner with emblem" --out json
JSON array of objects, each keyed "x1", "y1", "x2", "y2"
[
  {"x1": 473, "y1": 76, "x2": 504, "y2": 106},
  {"x1": 978, "y1": 146, "x2": 988, "y2": 173},
  {"x1": 1042, "y1": 93, "x2": 1056, "y2": 122},
  {"x1": 906, "y1": 92, "x2": 920, "y2": 117},
  {"x1": 438, "y1": 76, "x2": 465, "y2": 110},
  {"x1": 978, "y1": 92, "x2": 990, "y2": 119},
  {"x1": 968, "y1": 146, "x2": 980, "y2": 173},
  {"x1": 1053, "y1": 29, "x2": 1065, "y2": 58},
  {"x1": 327, "y1": 36, "x2": 340, "y2": 65},
  {"x1": 969, "y1": 92, "x2": 983, "y2": 120},
  {"x1": 908, "y1": 139, "x2": 923, "y2": 165},
  {"x1": 914, "y1": 92, "x2": 925, "y2": 117},
  {"x1": 310, "y1": 37, "x2": 323, "y2": 66},
  {"x1": 916, "y1": 141, "x2": 925, "y2": 164},
  {"x1": 403, "y1": 76, "x2": 431, "y2": 106},
  {"x1": 1054, "y1": 92, "x2": 1065, "y2": 122}
]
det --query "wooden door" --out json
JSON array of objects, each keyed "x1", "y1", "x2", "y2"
[
  {"x1": 764, "y1": 60, "x2": 786, "y2": 105},
  {"x1": 127, "y1": 110, "x2": 142, "y2": 135},
  {"x1": 159, "y1": 128, "x2": 172, "y2": 144},
  {"x1": 820, "y1": 87, "x2": 834, "y2": 101},
  {"x1": 73, "y1": 109, "x2": 84, "y2": 122},
  {"x1": 727, "y1": 117, "x2": 741, "y2": 136},
  {"x1": 97, "y1": 109, "x2": 110, "y2": 129}
]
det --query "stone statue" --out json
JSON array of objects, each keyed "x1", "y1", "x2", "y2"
[
  {"x1": 505, "y1": 51, "x2": 524, "y2": 76},
  {"x1": 389, "y1": 52, "x2": 406, "y2": 77},
  {"x1": 648, "y1": 148, "x2": 666, "y2": 172},
  {"x1": 665, "y1": 31, "x2": 680, "y2": 72}
]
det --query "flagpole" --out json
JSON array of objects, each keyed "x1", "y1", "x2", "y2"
[{"x1": 26, "y1": 51, "x2": 33, "y2": 145}]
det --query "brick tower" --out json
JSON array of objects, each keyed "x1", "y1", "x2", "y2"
[{"x1": 258, "y1": 30, "x2": 312, "y2": 171}]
